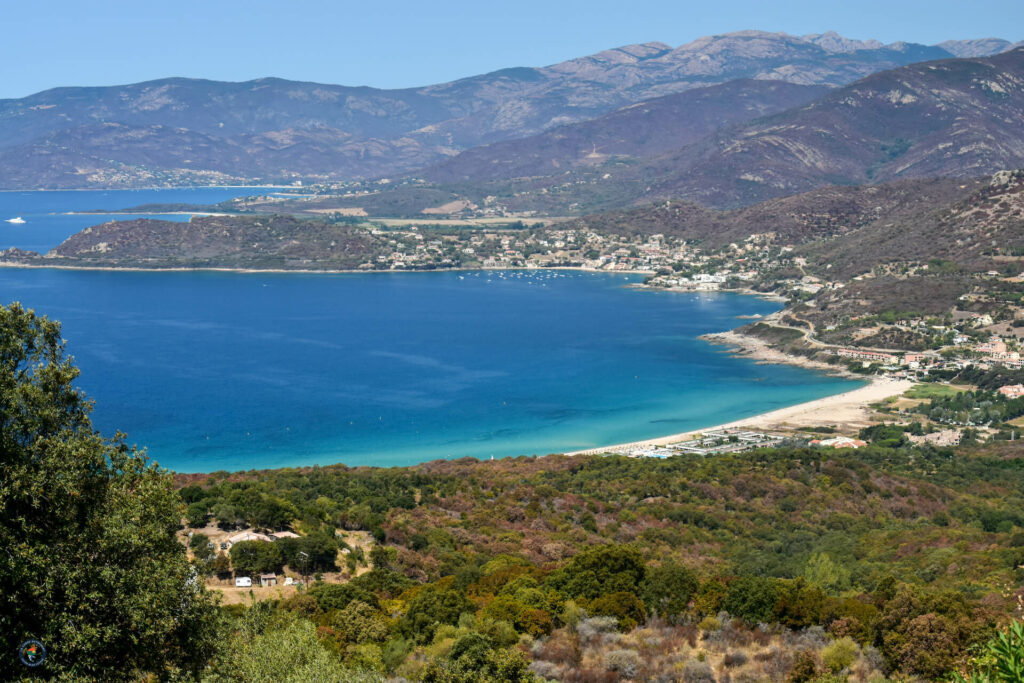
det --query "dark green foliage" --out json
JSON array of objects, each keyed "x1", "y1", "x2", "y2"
[
  {"x1": 308, "y1": 582, "x2": 380, "y2": 612},
  {"x1": 277, "y1": 530, "x2": 339, "y2": 572},
  {"x1": 422, "y1": 632, "x2": 536, "y2": 683},
  {"x1": 639, "y1": 562, "x2": 699, "y2": 621},
  {"x1": 187, "y1": 500, "x2": 210, "y2": 527},
  {"x1": 0, "y1": 303, "x2": 220, "y2": 680},
  {"x1": 398, "y1": 585, "x2": 474, "y2": 643},
  {"x1": 350, "y1": 568, "x2": 415, "y2": 598},
  {"x1": 230, "y1": 540, "x2": 284, "y2": 575},
  {"x1": 588, "y1": 591, "x2": 648, "y2": 631},
  {"x1": 554, "y1": 544, "x2": 646, "y2": 600},
  {"x1": 724, "y1": 576, "x2": 782, "y2": 625},
  {"x1": 773, "y1": 579, "x2": 827, "y2": 629}
]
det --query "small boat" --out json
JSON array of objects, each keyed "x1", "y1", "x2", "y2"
[{"x1": 5, "y1": 217, "x2": 25, "y2": 224}]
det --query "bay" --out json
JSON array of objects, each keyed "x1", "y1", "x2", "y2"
[
  {"x1": 0, "y1": 188, "x2": 862, "y2": 473},
  {"x1": 0, "y1": 266, "x2": 861, "y2": 473}
]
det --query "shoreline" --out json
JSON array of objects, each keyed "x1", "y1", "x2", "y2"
[
  {"x1": 0, "y1": 261, "x2": 654, "y2": 276},
  {"x1": 565, "y1": 327, "x2": 911, "y2": 455},
  {"x1": 0, "y1": 185, "x2": 289, "y2": 193},
  {"x1": 566, "y1": 376, "x2": 913, "y2": 455},
  {"x1": 701, "y1": 329, "x2": 857, "y2": 378},
  {"x1": 64, "y1": 211, "x2": 235, "y2": 217},
  {"x1": 5, "y1": 254, "x2": 891, "y2": 466}
]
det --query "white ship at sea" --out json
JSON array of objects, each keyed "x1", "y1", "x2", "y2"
[{"x1": 5, "y1": 216, "x2": 26, "y2": 224}]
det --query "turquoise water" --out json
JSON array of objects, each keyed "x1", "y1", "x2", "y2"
[
  {"x1": 0, "y1": 266, "x2": 861, "y2": 473},
  {"x1": 0, "y1": 189, "x2": 862, "y2": 473}
]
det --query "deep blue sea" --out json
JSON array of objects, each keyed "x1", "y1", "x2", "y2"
[{"x1": 0, "y1": 190, "x2": 861, "y2": 473}]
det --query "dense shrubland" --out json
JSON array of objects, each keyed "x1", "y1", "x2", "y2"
[{"x1": 174, "y1": 441, "x2": 1024, "y2": 681}]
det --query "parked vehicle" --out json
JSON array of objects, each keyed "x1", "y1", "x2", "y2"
[{"x1": 234, "y1": 577, "x2": 252, "y2": 588}]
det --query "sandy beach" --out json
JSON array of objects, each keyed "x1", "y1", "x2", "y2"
[{"x1": 567, "y1": 376, "x2": 915, "y2": 455}]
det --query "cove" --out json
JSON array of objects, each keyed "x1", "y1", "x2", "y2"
[{"x1": 0, "y1": 267, "x2": 860, "y2": 472}]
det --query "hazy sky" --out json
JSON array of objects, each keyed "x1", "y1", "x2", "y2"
[{"x1": 2, "y1": 0, "x2": 1022, "y2": 98}]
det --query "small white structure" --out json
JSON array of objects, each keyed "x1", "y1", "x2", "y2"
[
  {"x1": 234, "y1": 576, "x2": 252, "y2": 588},
  {"x1": 225, "y1": 531, "x2": 273, "y2": 548}
]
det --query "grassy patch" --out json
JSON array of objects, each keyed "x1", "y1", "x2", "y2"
[{"x1": 904, "y1": 384, "x2": 961, "y2": 400}]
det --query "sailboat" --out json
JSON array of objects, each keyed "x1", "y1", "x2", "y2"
[{"x1": 5, "y1": 217, "x2": 25, "y2": 224}]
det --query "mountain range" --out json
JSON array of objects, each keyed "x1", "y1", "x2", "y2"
[{"x1": 0, "y1": 30, "x2": 1020, "y2": 191}]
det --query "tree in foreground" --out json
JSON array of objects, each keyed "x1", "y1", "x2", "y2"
[
  {"x1": 201, "y1": 608, "x2": 381, "y2": 683},
  {"x1": 0, "y1": 303, "x2": 220, "y2": 680}
]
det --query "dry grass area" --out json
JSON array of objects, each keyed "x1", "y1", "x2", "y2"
[
  {"x1": 421, "y1": 199, "x2": 476, "y2": 215},
  {"x1": 306, "y1": 207, "x2": 368, "y2": 216},
  {"x1": 529, "y1": 617, "x2": 884, "y2": 682},
  {"x1": 339, "y1": 530, "x2": 375, "y2": 577},
  {"x1": 207, "y1": 580, "x2": 301, "y2": 606}
]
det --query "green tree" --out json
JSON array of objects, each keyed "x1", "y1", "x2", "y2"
[
  {"x1": 886, "y1": 612, "x2": 961, "y2": 678},
  {"x1": 0, "y1": 303, "x2": 220, "y2": 680},
  {"x1": 804, "y1": 552, "x2": 851, "y2": 594},
  {"x1": 640, "y1": 562, "x2": 698, "y2": 621},
  {"x1": 308, "y1": 582, "x2": 380, "y2": 612},
  {"x1": 821, "y1": 636, "x2": 859, "y2": 672},
  {"x1": 421, "y1": 632, "x2": 535, "y2": 683},
  {"x1": 398, "y1": 585, "x2": 473, "y2": 643},
  {"x1": 724, "y1": 576, "x2": 781, "y2": 625},
  {"x1": 202, "y1": 613, "x2": 380, "y2": 683},
  {"x1": 187, "y1": 501, "x2": 210, "y2": 528},
  {"x1": 230, "y1": 540, "x2": 283, "y2": 575},
  {"x1": 212, "y1": 551, "x2": 232, "y2": 576},
  {"x1": 555, "y1": 544, "x2": 646, "y2": 600},
  {"x1": 589, "y1": 591, "x2": 648, "y2": 631},
  {"x1": 320, "y1": 600, "x2": 390, "y2": 644}
]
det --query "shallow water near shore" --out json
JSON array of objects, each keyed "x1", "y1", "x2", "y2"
[{"x1": 0, "y1": 266, "x2": 861, "y2": 473}]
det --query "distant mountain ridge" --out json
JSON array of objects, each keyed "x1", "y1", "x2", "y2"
[
  {"x1": 644, "y1": 47, "x2": 1024, "y2": 206},
  {"x1": 0, "y1": 30, "x2": 1018, "y2": 189},
  {"x1": 423, "y1": 80, "x2": 831, "y2": 183},
  {"x1": 412, "y1": 46, "x2": 1024, "y2": 212}
]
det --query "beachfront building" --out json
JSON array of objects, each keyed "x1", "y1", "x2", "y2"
[{"x1": 836, "y1": 348, "x2": 898, "y2": 364}]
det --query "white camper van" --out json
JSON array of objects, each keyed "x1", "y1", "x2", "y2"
[{"x1": 234, "y1": 576, "x2": 252, "y2": 588}]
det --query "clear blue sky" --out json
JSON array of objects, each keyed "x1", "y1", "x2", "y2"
[{"x1": 2, "y1": 0, "x2": 1021, "y2": 99}]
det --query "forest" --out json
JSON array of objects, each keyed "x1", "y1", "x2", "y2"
[
  {"x1": 163, "y1": 439, "x2": 1024, "y2": 682},
  {"x1": 5, "y1": 301, "x2": 1024, "y2": 682}
]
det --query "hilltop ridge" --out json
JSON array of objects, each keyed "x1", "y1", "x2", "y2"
[{"x1": 0, "y1": 30, "x2": 1016, "y2": 190}]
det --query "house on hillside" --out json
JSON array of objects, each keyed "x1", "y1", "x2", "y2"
[
  {"x1": 999, "y1": 384, "x2": 1024, "y2": 399},
  {"x1": 259, "y1": 573, "x2": 277, "y2": 587},
  {"x1": 225, "y1": 531, "x2": 273, "y2": 549}
]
